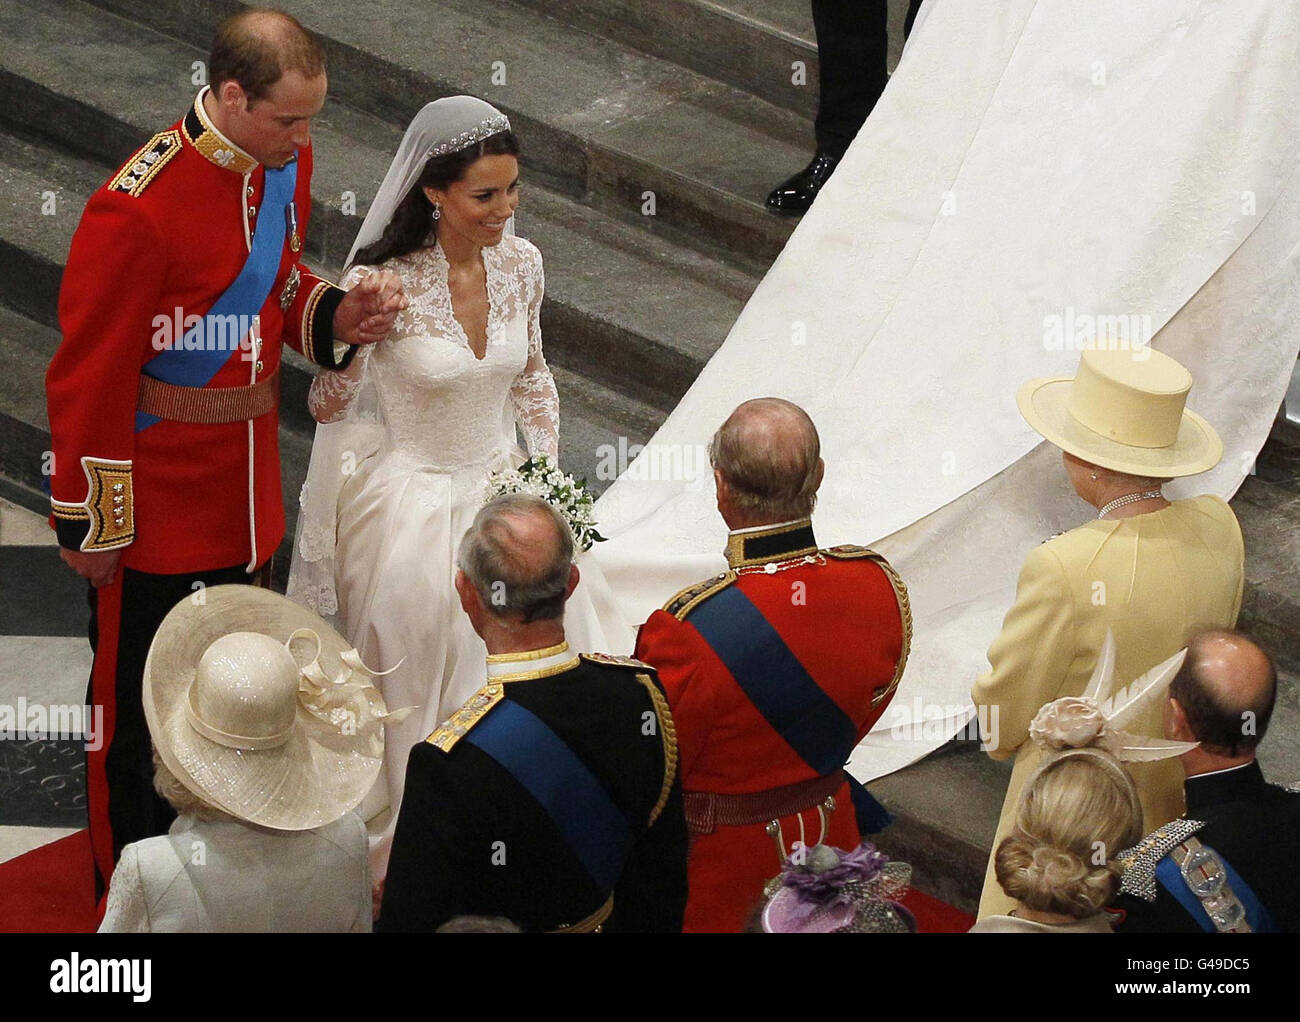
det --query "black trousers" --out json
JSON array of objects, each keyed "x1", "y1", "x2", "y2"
[
  {"x1": 813, "y1": 0, "x2": 926, "y2": 158},
  {"x1": 86, "y1": 561, "x2": 263, "y2": 898}
]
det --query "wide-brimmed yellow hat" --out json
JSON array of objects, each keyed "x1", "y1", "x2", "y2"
[
  {"x1": 1016, "y1": 347, "x2": 1222, "y2": 477},
  {"x1": 143, "y1": 585, "x2": 398, "y2": 831}
]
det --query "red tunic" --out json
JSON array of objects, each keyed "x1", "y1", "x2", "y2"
[
  {"x1": 634, "y1": 521, "x2": 910, "y2": 932},
  {"x1": 46, "y1": 89, "x2": 351, "y2": 573}
]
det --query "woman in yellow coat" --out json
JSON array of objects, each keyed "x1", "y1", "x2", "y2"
[{"x1": 972, "y1": 346, "x2": 1243, "y2": 918}]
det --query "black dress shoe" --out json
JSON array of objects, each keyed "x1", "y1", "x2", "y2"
[{"x1": 765, "y1": 151, "x2": 841, "y2": 215}]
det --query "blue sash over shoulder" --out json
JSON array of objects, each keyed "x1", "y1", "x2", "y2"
[
  {"x1": 136, "y1": 160, "x2": 296, "y2": 432},
  {"x1": 467, "y1": 698, "x2": 631, "y2": 894}
]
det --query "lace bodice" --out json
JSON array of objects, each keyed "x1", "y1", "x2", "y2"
[{"x1": 309, "y1": 235, "x2": 559, "y2": 468}]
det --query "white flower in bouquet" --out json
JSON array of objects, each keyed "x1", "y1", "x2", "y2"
[{"x1": 484, "y1": 455, "x2": 607, "y2": 551}]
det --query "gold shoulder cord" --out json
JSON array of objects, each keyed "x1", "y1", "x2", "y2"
[
  {"x1": 872, "y1": 553, "x2": 913, "y2": 706},
  {"x1": 636, "y1": 673, "x2": 678, "y2": 827},
  {"x1": 551, "y1": 894, "x2": 614, "y2": 933},
  {"x1": 662, "y1": 571, "x2": 736, "y2": 620}
]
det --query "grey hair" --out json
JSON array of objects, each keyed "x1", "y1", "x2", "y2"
[
  {"x1": 708, "y1": 397, "x2": 821, "y2": 521},
  {"x1": 457, "y1": 493, "x2": 574, "y2": 622}
]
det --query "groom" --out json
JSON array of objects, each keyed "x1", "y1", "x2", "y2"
[{"x1": 46, "y1": 7, "x2": 406, "y2": 897}]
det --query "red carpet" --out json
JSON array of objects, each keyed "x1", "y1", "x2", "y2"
[
  {"x1": 0, "y1": 829, "x2": 98, "y2": 933},
  {"x1": 902, "y1": 888, "x2": 976, "y2": 933}
]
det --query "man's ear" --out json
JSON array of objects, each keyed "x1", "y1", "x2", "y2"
[
  {"x1": 217, "y1": 79, "x2": 249, "y2": 112},
  {"x1": 454, "y1": 570, "x2": 478, "y2": 616},
  {"x1": 564, "y1": 563, "x2": 580, "y2": 600},
  {"x1": 1165, "y1": 696, "x2": 1193, "y2": 742},
  {"x1": 813, "y1": 457, "x2": 825, "y2": 492}
]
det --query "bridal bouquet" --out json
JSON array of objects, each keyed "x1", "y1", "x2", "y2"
[{"x1": 485, "y1": 455, "x2": 606, "y2": 551}]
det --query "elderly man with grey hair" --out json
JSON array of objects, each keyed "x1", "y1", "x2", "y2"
[
  {"x1": 379, "y1": 493, "x2": 688, "y2": 932},
  {"x1": 634, "y1": 397, "x2": 913, "y2": 931}
]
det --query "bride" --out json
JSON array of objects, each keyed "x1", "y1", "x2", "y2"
[{"x1": 287, "y1": 96, "x2": 629, "y2": 876}]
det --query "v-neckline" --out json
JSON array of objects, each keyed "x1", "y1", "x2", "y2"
[{"x1": 436, "y1": 241, "x2": 493, "y2": 362}]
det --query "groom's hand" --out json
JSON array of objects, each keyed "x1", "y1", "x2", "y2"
[
  {"x1": 60, "y1": 547, "x2": 122, "y2": 588},
  {"x1": 334, "y1": 270, "x2": 408, "y2": 346}
]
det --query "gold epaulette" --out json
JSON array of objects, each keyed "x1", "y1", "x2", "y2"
[
  {"x1": 579, "y1": 652, "x2": 653, "y2": 670},
  {"x1": 661, "y1": 570, "x2": 737, "y2": 620},
  {"x1": 634, "y1": 673, "x2": 678, "y2": 827},
  {"x1": 108, "y1": 130, "x2": 182, "y2": 198},
  {"x1": 824, "y1": 546, "x2": 912, "y2": 707},
  {"x1": 822, "y1": 543, "x2": 879, "y2": 560},
  {"x1": 424, "y1": 681, "x2": 505, "y2": 753}
]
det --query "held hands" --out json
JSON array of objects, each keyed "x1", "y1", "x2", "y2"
[
  {"x1": 333, "y1": 270, "x2": 408, "y2": 347},
  {"x1": 59, "y1": 546, "x2": 122, "y2": 588}
]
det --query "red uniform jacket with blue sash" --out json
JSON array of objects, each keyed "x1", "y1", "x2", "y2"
[
  {"x1": 634, "y1": 519, "x2": 910, "y2": 931},
  {"x1": 46, "y1": 90, "x2": 352, "y2": 573}
]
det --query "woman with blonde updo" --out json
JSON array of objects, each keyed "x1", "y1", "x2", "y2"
[{"x1": 969, "y1": 750, "x2": 1143, "y2": 932}]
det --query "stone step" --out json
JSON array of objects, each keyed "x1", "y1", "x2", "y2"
[
  {"x1": 80, "y1": 0, "x2": 806, "y2": 269},
  {"x1": 511, "y1": 0, "x2": 915, "y2": 123},
  {"x1": 513, "y1": 0, "x2": 820, "y2": 119},
  {"x1": 0, "y1": 0, "x2": 755, "y2": 414}
]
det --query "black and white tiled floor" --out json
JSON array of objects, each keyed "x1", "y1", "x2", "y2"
[{"x1": 0, "y1": 498, "x2": 91, "y2": 865}]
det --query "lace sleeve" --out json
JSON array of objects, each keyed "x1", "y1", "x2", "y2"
[
  {"x1": 509, "y1": 245, "x2": 559, "y2": 459},
  {"x1": 308, "y1": 265, "x2": 375, "y2": 424},
  {"x1": 97, "y1": 843, "x2": 149, "y2": 933}
]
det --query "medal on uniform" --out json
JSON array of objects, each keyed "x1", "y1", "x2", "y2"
[{"x1": 287, "y1": 200, "x2": 301, "y2": 252}]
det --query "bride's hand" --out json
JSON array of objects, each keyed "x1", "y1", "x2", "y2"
[{"x1": 334, "y1": 270, "x2": 409, "y2": 346}]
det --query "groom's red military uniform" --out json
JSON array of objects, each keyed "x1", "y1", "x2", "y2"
[
  {"x1": 46, "y1": 89, "x2": 354, "y2": 893},
  {"x1": 634, "y1": 519, "x2": 910, "y2": 932}
]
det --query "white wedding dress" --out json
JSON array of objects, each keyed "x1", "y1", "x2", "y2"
[{"x1": 288, "y1": 235, "x2": 631, "y2": 875}]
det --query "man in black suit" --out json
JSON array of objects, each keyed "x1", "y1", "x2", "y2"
[
  {"x1": 1115, "y1": 631, "x2": 1298, "y2": 933},
  {"x1": 378, "y1": 494, "x2": 688, "y2": 932},
  {"x1": 767, "y1": 0, "x2": 925, "y2": 215}
]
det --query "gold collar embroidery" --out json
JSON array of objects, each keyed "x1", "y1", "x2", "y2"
[
  {"x1": 724, "y1": 518, "x2": 819, "y2": 569},
  {"x1": 184, "y1": 88, "x2": 258, "y2": 174}
]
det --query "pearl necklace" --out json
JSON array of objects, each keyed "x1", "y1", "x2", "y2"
[{"x1": 1097, "y1": 490, "x2": 1164, "y2": 519}]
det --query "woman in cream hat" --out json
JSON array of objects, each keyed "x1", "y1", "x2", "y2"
[
  {"x1": 98, "y1": 585, "x2": 400, "y2": 932},
  {"x1": 971, "y1": 346, "x2": 1243, "y2": 919}
]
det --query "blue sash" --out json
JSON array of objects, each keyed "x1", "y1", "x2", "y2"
[
  {"x1": 687, "y1": 586, "x2": 858, "y2": 776},
  {"x1": 466, "y1": 699, "x2": 631, "y2": 893},
  {"x1": 1156, "y1": 851, "x2": 1277, "y2": 933},
  {"x1": 136, "y1": 160, "x2": 297, "y2": 432}
]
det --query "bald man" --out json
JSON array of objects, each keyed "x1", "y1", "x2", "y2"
[
  {"x1": 379, "y1": 495, "x2": 687, "y2": 932},
  {"x1": 634, "y1": 398, "x2": 911, "y2": 931},
  {"x1": 1115, "y1": 631, "x2": 1297, "y2": 932},
  {"x1": 46, "y1": 7, "x2": 406, "y2": 895}
]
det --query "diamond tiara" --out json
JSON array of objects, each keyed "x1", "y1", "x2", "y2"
[{"x1": 426, "y1": 114, "x2": 512, "y2": 159}]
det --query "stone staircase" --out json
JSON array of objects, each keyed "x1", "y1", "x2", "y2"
[{"x1": 1, "y1": 0, "x2": 1295, "y2": 916}]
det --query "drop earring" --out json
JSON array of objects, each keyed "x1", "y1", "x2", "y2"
[{"x1": 432, "y1": 203, "x2": 441, "y2": 221}]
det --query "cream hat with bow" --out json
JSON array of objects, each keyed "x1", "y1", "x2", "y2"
[
  {"x1": 1017, "y1": 346, "x2": 1222, "y2": 477},
  {"x1": 144, "y1": 585, "x2": 406, "y2": 831}
]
